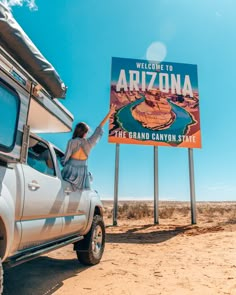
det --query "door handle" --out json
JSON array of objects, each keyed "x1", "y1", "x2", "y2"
[
  {"x1": 28, "y1": 180, "x2": 40, "y2": 191},
  {"x1": 64, "y1": 188, "x2": 72, "y2": 194}
]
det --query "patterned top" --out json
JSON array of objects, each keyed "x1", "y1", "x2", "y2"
[{"x1": 61, "y1": 126, "x2": 103, "y2": 166}]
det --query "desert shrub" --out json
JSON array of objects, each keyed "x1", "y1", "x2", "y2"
[
  {"x1": 116, "y1": 202, "x2": 153, "y2": 219},
  {"x1": 178, "y1": 206, "x2": 190, "y2": 217},
  {"x1": 197, "y1": 206, "x2": 204, "y2": 214},
  {"x1": 103, "y1": 201, "x2": 236, "y2": 222},
  {"x1": 197, "y1": 204, "x2": 236, "y2": 217},
  {"x1": 127, "y1": 203, "x2": 152, "y2": 219},
  {"x1": 159, "y1": 206, "x2": 175, "y2": 219},
  {"x1": 107, "y1": 212, "x2": 112, "y2": 218},
  {"x1": 118, "y1": 203, "x2": 129, "y2": 214}
]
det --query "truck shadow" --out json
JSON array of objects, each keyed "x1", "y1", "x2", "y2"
[{"x1": 3, "y1": 256, "x2": 88, "y2": 295}]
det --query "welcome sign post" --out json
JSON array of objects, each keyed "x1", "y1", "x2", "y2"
[{"x1": 109, "y1": 57, "x2": 201, "y2": 225}]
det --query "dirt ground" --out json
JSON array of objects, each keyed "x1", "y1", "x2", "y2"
[{"x1": 3, "y1": 202, "x2": 236, "y2": 295}]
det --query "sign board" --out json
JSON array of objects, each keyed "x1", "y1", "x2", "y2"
[{"x1": 109, "y1": 57, "x2": 201, "y2": 148}]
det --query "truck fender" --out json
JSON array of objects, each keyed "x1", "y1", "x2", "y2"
[
  {"x1": 82, "y1": 196, "x2": 104, "y2": 236},
  {"x1": 0, "y1": 186, "x2": 15, "y2": 261}
]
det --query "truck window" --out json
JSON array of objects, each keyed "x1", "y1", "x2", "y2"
[
  {"x1": 27, "y1": 138, "x2": 56, "y2": 176},
  {"x1": 0, "y1": 79, "x2": 20, "y2": 152}
]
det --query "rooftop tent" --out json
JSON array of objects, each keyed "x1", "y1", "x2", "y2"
[{"x1": 0, "y1": 2, "x2": 66, "y2": 99}]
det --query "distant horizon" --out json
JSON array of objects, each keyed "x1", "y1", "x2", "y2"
[{"x1": 101, "y1": 198, "x2": 236, "y2": 203}]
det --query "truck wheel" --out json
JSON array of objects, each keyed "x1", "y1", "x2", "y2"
[
  {"x1": 76, "y1": 215, "x2": 105, "y2": 265},
  {"x1": 0, "y1": 259, "x2": 3, "y2": 295}
]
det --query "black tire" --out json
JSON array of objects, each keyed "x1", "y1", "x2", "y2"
[
  {"x1": 76, "y1": 215, "x2": 105, "y2": 265},
  {"x1": 0, "y1": 258, "x2": 3, "y2": 295}
]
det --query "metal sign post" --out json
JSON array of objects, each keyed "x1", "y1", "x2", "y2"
[
  {"x1": 154, "y1": 146, "x2": 159, "y2": 224},
  {"x1": 188, "y1": 148, "x2": 197, "y2": 224},
  {"x1": 113, "y1": 143, "x2": 120, "y2": 226}
]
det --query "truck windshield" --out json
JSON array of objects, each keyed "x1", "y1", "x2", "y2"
[{"x1": 0, "y1": 79, "x2": 20, "y2": 152}]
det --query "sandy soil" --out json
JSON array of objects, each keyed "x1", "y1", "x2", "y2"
[{"x1": 3, "y1": 202, "x2": 236, "y2": 295}]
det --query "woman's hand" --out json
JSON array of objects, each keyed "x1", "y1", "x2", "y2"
[
  {"x1": 99, "y1": 103, "x2": 117, "y2": 127},
  {"x1": 109, "y1": 103, "x2": 116, "y2": 116}
]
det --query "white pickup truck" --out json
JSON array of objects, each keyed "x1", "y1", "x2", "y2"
[{"x1": 0, "y1": 3, "x2": 105, "y2": 294}]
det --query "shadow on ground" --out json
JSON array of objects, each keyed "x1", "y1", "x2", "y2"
[
  {"x1": 105, "y1": 221, "x2": 232, "y2": 244},
  {"x1": 106, "y1": 224, "x2": 194, "y2": 244},
  {"x1": 3, "y1": 256, "x2": 88, "y2": 295}
]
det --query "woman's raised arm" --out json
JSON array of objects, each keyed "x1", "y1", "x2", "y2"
[{"x1": 99, "y1": 104, "x2": 116, "y2": 127}]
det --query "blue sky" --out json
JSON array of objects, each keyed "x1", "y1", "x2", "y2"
[{"x1": 5, "y1": 0, "x2": 236, "y2": 201}]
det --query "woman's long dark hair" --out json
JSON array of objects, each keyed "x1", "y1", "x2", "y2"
[{"x1": 72, "y1": 122, "x2": 89, "y2": 139}]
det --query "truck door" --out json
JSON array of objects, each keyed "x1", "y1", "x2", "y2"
[
  {"x1": 54, "y1": 148, "x2": 90, "y2": 235},
  {"x1": 19, "y1": 137, "x2": 65, "y2": 250}
]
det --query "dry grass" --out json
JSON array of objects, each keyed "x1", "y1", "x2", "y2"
[
  {"x1": 102, "y1": 201, "x2": 236, "y2": 222},
  {"x1": 119, "y1": 202, "x2": 151, "y2": 219}
]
